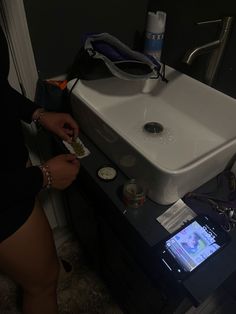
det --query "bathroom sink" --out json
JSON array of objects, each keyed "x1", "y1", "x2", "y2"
[{"x1": 69, "y1": 66, "x2": 236, "y2": 205}]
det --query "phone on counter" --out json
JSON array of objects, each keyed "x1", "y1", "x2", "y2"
[{"x1": 156, "y1": 215, "x2": 230, "y2": 282}]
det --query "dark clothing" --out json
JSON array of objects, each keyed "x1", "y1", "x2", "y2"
[{"x1": 0, "y1": 26, "x2": 43, "y2": 241}]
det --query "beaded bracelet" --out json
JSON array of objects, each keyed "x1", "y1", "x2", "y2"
[{"x1": 39, "y1": 164, "x2": 53, "y2": 189}]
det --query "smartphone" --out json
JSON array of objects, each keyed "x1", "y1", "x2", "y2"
[{"x1": 157, "y1": 215, "x2": 230, "y2": 282}]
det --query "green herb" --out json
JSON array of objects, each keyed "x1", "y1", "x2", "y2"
[{"x1": 71, "y1": 140, "x2": 85, "y2": 156}]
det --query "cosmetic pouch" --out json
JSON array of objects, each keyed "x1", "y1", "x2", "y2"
[
  {"x1": 183, "y1": 154, "x2": 236, "y2": 232},
  {"x1": 67, "y1": 32, "x2": 167, "y2": 82}
]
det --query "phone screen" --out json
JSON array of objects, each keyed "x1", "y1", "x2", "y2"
[{"x1": 165, "y1": 218, "x2": 226, "y2": 272}]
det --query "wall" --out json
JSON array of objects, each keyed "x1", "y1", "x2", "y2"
[
  {"x1": 24, "y1": 0, "x2": 235, "y2": 98},
  {"x1": 148, "y1": 0, "x2": 236, "y2": 98},
  {"x1": 23, "y1": 0, "x2": 149, "y2": 79}
]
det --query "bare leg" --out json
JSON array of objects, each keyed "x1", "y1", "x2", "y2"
[{"x1": 0, "y1": 200, "x2": 60, "y2": 314}]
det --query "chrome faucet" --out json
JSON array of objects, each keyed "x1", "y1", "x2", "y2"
[{"x1": 183, "y1": 16, "x2": 234, "y2": 86}]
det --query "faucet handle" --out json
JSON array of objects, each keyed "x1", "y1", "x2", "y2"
[
  {"x1": 197, "y1": 19, "x2": 222, "y2": 26},
  {"x1": 197, "y1": 17, "x2": 233, "y2": 31}
]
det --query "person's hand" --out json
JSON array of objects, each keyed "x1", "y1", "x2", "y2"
[
  {"x1": 42, "y1": 154, "x2": 80, "y2": 190},
  {"x1": 39, "y1": 112, "x2": 79, "y2": 142}
]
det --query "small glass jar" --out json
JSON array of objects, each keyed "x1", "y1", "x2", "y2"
[{"x1": 123, "y1": 179, "x2": 146, "y2": 208}]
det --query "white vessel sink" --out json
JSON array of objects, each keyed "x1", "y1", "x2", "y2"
[{"x1": 69, "y1": 66, "x2": 236, "y2": 204}]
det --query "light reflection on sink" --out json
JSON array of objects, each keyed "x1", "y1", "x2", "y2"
[{"x1": 69, "y1": 66, "x2": 236, "y2": 205}]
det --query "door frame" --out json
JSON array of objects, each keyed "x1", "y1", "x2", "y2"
[{"x1": 0, "y1": 0, "x2": 38, "y2": 100}]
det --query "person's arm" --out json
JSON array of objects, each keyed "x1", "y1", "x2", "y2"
[{"x1": 4, "y1": 82, "x2": 41, "y2": 123}]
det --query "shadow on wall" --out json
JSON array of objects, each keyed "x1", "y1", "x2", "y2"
[
  {"x1": 23, "y1": 0, "x2": 149, "y2": 79},
  {"x1": 147, "y1": 0, "x2": 236, "y2": 98}
]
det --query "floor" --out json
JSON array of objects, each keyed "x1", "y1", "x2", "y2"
[
  {"x1": 185, "y1": 287, "x2": 236, "y2": 314},
  {"x1": 0, "y1": 234, "x2": 123, "y2": 314},
  {"x1": 0, "y1": 232, "x2": 236, "y2": 314}
]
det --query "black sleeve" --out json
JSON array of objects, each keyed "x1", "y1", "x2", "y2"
[
  {"x1": 1, "y1": 24, "x2": 44, "y2": 211},
  {"x1": 3, "y1": 166, "x2": 44, "y2": 205},
  {"x1": 6, "y1": 83, "x2": 41, "y2": 123}
]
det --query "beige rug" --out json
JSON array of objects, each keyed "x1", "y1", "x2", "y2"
[{"x1": 0, "y1": 237, "x2": 123, "y2": 314}]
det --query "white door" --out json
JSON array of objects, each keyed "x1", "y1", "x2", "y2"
[
  {"x1": 0, "y1": 16, "x2": 22, "y2": 93},
  {"x1": 0, "y1": 0, "x2": 38, "y2": 100}
]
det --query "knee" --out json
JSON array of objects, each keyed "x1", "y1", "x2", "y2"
[
  {"x1": 24, "y1": 258, "x2": 60, "y2": 296},
  {"x1": 45, "y1": 258, "x2": 60, "y2": 288}
]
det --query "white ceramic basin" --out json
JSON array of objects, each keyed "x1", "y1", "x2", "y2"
[{"x1": 69, "y1": 66, "x2": 236, "y2": 204}]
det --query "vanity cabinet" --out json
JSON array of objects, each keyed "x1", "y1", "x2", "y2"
[
  {"x1": 98, "y1": 218, "x2": 166, "y2": 314},
  {"x1": 53, "y1": 133, "x2": 236, "y2": 314},
  {"x1": 64, "y1": 170, "x2": 168, "y2": 314}
]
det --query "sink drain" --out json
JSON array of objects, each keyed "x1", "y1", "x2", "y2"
[{"x1": 143, "y1": 122, "x2": 164, "y2": 134}]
